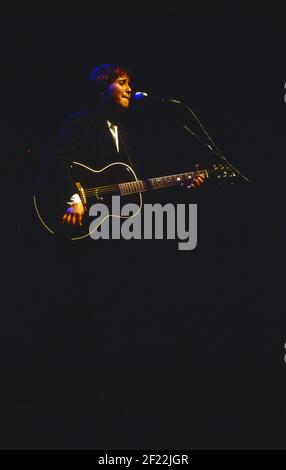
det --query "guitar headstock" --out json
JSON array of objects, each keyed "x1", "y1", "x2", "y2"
[{"x1": 211, "y1": 163, "x2": 238, "y2": 185}]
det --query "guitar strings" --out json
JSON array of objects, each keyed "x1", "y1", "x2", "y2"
[
  {"x1": 82, "y1": 170, "x2": 209, "y2": 197},
  {"x1": 83, "y1": 174, "x2": 193, "y2": 194},
  {"x1": 84, "y1": 184, "x2": 119, "y2": 195},
  {"x1": 84, "y1": 182, "x2": 145, "y2": 196}
]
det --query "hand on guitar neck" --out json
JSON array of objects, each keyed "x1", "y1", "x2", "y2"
[
  {"x1": 182, "y1": 165, "x2": 207, "y2": 190},
  {"x1": 62, "y1": 202, "x2": 85, "y2": 226}
]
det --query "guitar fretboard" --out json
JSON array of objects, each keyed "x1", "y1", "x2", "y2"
[
  {"x1": 119, "y1": 179, "x2": 147, "y2": 195},
  {"x1": 82, "y1": 162, "x2": 235, "y2": 200},
  {"x1": 119, "y1": 170, "x2": 208, "y2": 195}
]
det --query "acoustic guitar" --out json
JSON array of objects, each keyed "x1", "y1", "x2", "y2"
[{"x1": 34, "y1": 160, "x2": 236, "y2": 240}]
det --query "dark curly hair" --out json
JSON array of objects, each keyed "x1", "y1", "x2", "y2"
[{"x1": 87, "y1": 63, "x2": 133, "y2": 97}]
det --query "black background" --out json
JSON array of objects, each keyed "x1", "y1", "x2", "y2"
[{"x1": 1, "y1": 4, "x2": 285, "y2": 450}]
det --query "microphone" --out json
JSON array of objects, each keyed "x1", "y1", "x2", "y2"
[{"x1": 133, "y1": 91, "x2": 181, "y2": 104}]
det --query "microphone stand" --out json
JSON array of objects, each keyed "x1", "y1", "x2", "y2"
[{"x1": 167, "y1": 99, "x2": 251, "y2": 183}]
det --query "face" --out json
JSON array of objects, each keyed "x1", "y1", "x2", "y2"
[{"x1": 106, "y1": 73, "x2": 132, "y2": 109}]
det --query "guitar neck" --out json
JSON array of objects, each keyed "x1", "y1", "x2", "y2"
[
  {"x1": 148, "y1": 169, "x2": 209, "y2": 190},
  {"x1": 119, "y1": 169, "x2": 209, "y2": 196},
  {"x1": 82, "y1": 160, "x2": 236, "y2": 200}
]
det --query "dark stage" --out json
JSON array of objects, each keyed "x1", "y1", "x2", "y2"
[{"x1": 1, "y1": 5, "x2": 285, "y2": 450}]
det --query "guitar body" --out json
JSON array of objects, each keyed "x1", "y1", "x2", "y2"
[{"x1": 34, "y1": 161, "x2": 142, "y2": 240}]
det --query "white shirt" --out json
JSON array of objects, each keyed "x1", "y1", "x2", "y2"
[{"x1": 107, "y1": 120, "x2": 119, "y2": 153}]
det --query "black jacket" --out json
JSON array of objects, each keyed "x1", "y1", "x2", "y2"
[{"x1": 49, "y1": 109, "x2": 134, "y2": 193}]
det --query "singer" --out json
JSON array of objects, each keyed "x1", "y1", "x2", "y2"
[{"x1": 35, "y1": 63, "x2": 206, "y2": 229}]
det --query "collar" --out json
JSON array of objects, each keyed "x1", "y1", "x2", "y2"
[{"x1": 107, "y1": 120, "x2": 117, "y2": 131}]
